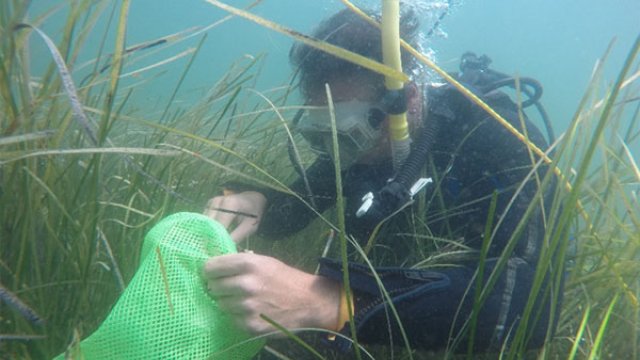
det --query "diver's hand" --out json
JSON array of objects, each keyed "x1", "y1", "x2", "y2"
[
  {"x1": 204, "y1": 253, "x2": 341, "y2": 335},
  {"x1": 204, "y1": 191, "x2": 267, "y2": 243}
]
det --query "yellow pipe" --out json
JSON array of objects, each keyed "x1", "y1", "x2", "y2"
[
  {"x1": 381, "y1": 0, "x2": 411, "y2": 169},
  {"x1": 381, "y1": 1, "x2": 404, "y2": 94}
]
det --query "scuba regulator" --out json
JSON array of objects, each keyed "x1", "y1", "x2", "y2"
[{"x1": 351, "y1": 52, "x2": 554, "y2": 228}]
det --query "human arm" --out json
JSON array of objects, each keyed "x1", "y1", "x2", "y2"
[{"x1": 201, "y1": 252, "x2": 546, "y2": 350}]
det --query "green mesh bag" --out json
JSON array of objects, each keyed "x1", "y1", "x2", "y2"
[{"x1": 55, "y1": 212, "x2": 264, "y2": 359}]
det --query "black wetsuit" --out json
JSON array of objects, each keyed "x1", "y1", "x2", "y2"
[{"x1": 258, "y1": 82, "x2": 558, "y2": 352}]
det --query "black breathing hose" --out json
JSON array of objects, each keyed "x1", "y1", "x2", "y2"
[
  {"x1": 355, "y1": 94, "x2": 442, "y2": 225},
  {"x1": 459, "y1": 53, "x2": 556, "y2": 145},
  {"x1": 484, "y1": 76, "x2": 542, "y2": 108},
  {"x1": 393, "y1": 109, "x2": 439, "y2": 188},
  {"x1": 483, "y1": 75, "x2": 556, "y2": 145}
]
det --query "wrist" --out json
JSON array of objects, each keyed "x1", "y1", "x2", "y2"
[
  {"x1": 335, "y1": 286, "x2": 354, "y2": 331},
  {"x1": 306, "y1": 275, "x2": 342, "y2": 331}
]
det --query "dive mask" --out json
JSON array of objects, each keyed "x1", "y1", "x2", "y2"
[{"x1": 298, "y1": 100, "x2": 387, "y2": 168}]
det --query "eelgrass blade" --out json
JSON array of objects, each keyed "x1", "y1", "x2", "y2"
[
  {"x1": 0, "y1": 130, "x2": 55, "y2": 146},
  {"x1": 97, "y1": 227, "x2": 126, "y2": 292},
  {"x1": 466, "y1": 192, "x2": 498, "y2": 358},
  {"x1": 90, "y1": 0, "x2": 264, "y2": 80},
  {"x1": 79, "y1": 0, "x2": 117, "y2": 89},
  {"x1": 159, "y1": 35, "x2": 206, "y2": 123},
  {"x1": 566, "y1": 34, "x2": 640, "y2": 307},
  {"x1": 0, "y1": 147, "x2": 180, "y2": 165},
  {"x1": 0, "y1": 52, "x2": 21, "y2": 135},
  {"x1": 206, "y1": 87, "x2": 241, "y2": 137},
  {"x1": 325, "y1": 84, "x2": 363, "y2": 360},
  {"x1": 348, "y1": 236, "x2": 415, "y2": 359},
  {"x1": 552, "y1": 36, "x2": 640, "y2": 359},
  {"x1": 2, "y1": 1, "x2": 62, "y2": 136},
  {"x1": 22, "y1": 166, "x2": 81, "y2": 231},
  {"x1": 114, "y1": 48, "x2": 195, "y2": 82},
  {"x1": 262, "y1": 346, "x2": 293, "y2": 360},
  {"x1": 13, "y1": 23, "x2": 98, "y2": 144},
  {"x1": 259, "y1": 314, "x2": 325, "y2": 360},
  {"x1": 587, "y1": 294, "x2": 619, "y2": 360},
  {"x1": 203, "y1": 0, "x2": 408, "y2": 83},
  {"x1": 81, "y1": 48, "x2": 195, "y2": 90},
  {"x1": 208, "y1": 327, "x2": 374, "y2": 360},
  {"x1": 0, "y1": 282, "x2": 45, "y2": 326},
  {"x1": 98, "y1": 0, "x2": 129, "y2": 144},
  {"x1": 91, "y1": 26, "x2": 193, "y2": 77},
  {"x1": 617, "y1": 134, "x2": 640, "y2": 182},
  {"x1": 500, "y1": 40, "x2": 640, "y2": 358},
  {"x1": 567, "y1": 303, "x2": 591, "y2": 360},
  {"x1": 248, "y1": 89, "x2": 317, "y2": 209},
  {"x1": 155, "y1": 247, "x2": 174, "y2": 316}
]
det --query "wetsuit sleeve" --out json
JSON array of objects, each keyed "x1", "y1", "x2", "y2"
[
  {"x1": 257, "y1": 158, "x2": 338, "y2": 239},
  {"x1": 317, "y1": 256, "x2": 550, "y2": 351}
]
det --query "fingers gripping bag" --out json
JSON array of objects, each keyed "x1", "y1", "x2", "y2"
[{"x1": 55, "y1": 212, "x2": 265, "y2": 359}]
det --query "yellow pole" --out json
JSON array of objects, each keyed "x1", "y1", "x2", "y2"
[{"x1": 381, "y1": 0, "x2": 410, "y2": 170}]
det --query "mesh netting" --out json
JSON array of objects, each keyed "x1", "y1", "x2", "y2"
[{"x1": 55, "y1": 212, "x2": 264, "y2": 359}]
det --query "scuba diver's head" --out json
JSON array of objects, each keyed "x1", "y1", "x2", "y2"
[{"x1": 290, "y1": 8, "x2": 423, "y2": 169}]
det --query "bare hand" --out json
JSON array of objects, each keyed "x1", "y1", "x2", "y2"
[
  {"x1": 203, "y1": 253, "x2": 341, "y2": 335},
  {"x1": 204, "y1": 191, "x2": 267, "y2": 243}
]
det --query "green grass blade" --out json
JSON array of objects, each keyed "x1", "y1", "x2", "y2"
[
  {"x1": 259, "y1": 314, "x2": 325, "y2": 360},
  {"x1": 587, "y1": 294, "x2": 619, "y2": 360},
  {"x1": 204, "y1": 0, "x2": 408, "y2": 83},
  {"x1": 326, "y1": 83, "x2": 362, "y2": 360},
  {"x1": 466, "y1": 191, "x2": 498, "y2": 358},
  {"x1": 13, "y1": 23, "x2": 98, "y2": 144},
  {"x1": 567, "y1": 303, "x2": 590, "y2": 360},
  {"x1": 99, "y1": 0, "x2": 130, "y2": 144}
]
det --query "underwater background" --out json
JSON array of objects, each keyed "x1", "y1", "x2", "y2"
[
  {"x1": 2, "y1": 0, "x2": 640, "y2": 359},
  {"x1": 30, "y1": 0, "x2": 638, "y2": 134}
]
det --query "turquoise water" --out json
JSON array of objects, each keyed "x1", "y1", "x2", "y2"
[
  {"x1": 30, "y1": 0, "x2": 638, "y2": 134},
  {"x1": 431, "y1": 0, "x2": 639, "y2": 133}
]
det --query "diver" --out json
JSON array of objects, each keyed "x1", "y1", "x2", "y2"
[{"x1": 203, "y1": 8, "x2": 559, "y2": 354}]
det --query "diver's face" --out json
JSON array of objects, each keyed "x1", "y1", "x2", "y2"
[{"x1": 305, "y1": 75, "x2": 391, "y2": 166}]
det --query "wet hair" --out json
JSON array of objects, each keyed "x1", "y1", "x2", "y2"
[{"x1": 289, "y1": 8, "x2": 421, "y2": 101}]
